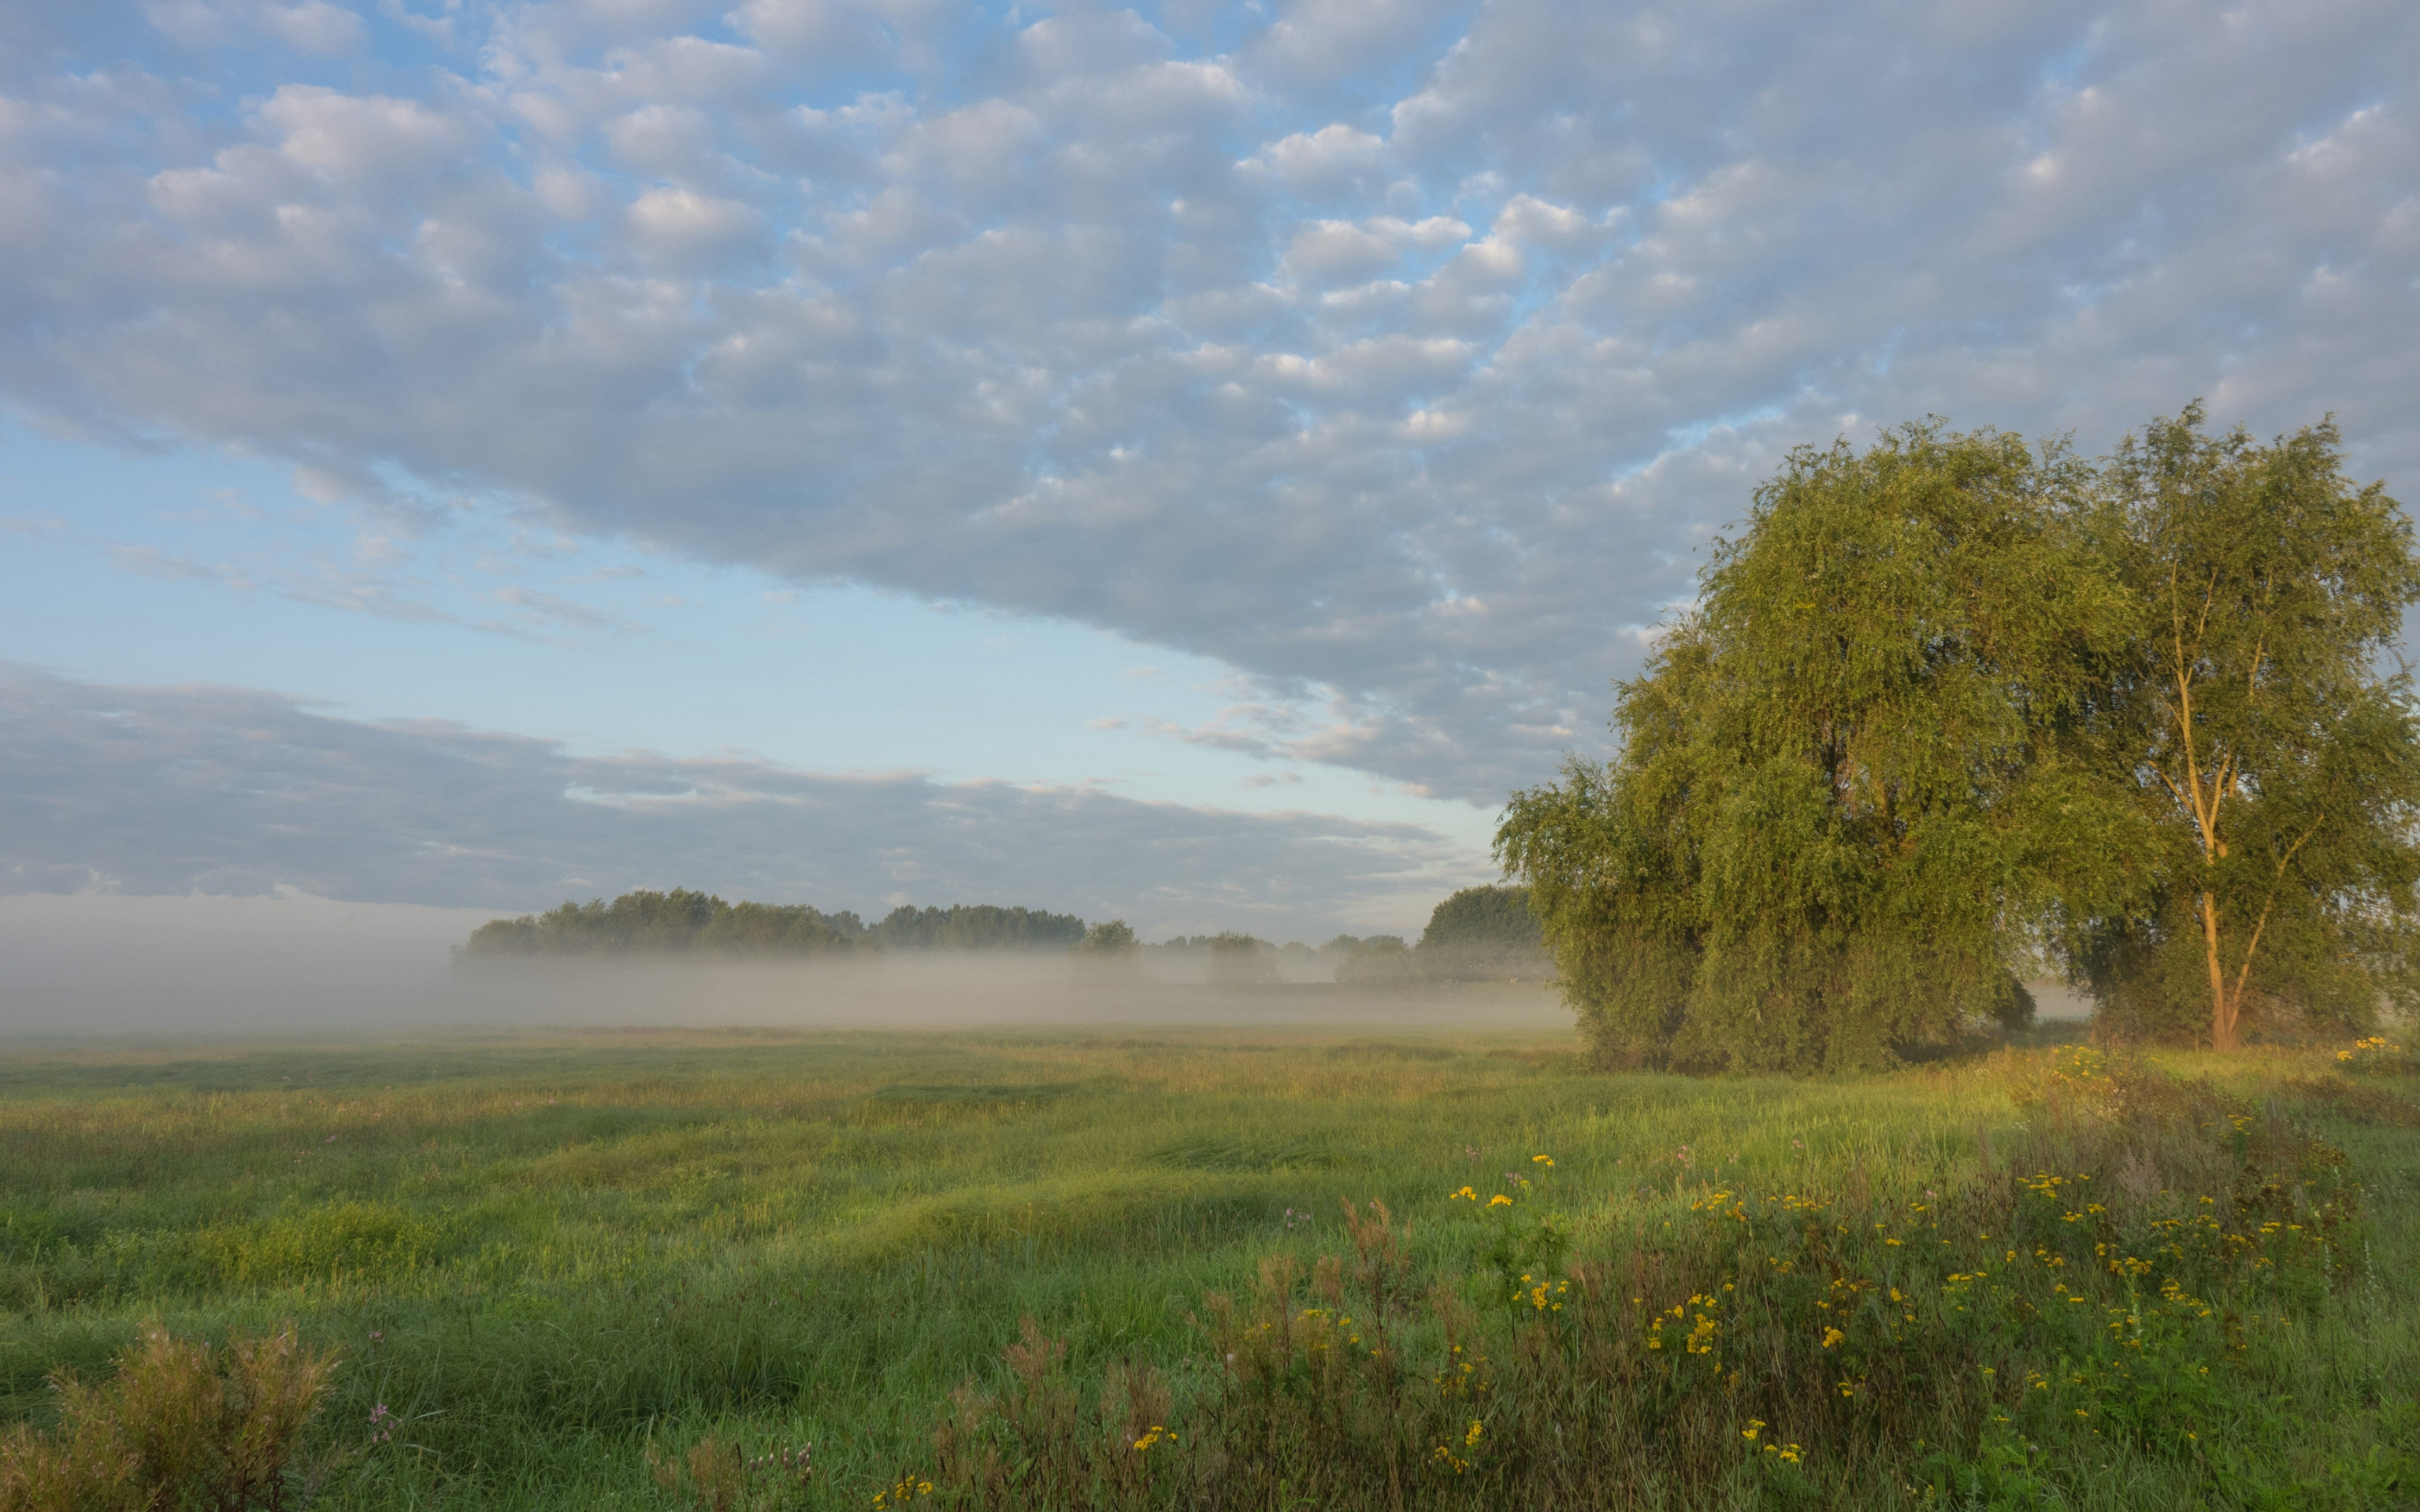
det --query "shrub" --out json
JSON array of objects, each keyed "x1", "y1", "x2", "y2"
[
  {"x1": 1414, "y1": 888, "x2": 1552, "y2": 983},
  {"x1": 1204, "y1": 935, "x2": 1280, "y2": 988},
  {"x1": 646, "y1": 1432, "x2": 814, "y2": 1511},
  {"x1": 0, "y1": 1324, "x2": 340, "y2": 1512},
  {"x1": 1331, "y1": 936, "x2": 1419, "y2": 988}
]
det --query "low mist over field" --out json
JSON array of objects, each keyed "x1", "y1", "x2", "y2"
[
  {"x1": 447, "y1": 958, "x2": 1570, "y2": 1032},
  {"x1": 0, "y1": 888, "x2": 1568, "y2": 1036},
  {"x1": 0, "y1": 891, "x2": 489, "y2": 1034}
]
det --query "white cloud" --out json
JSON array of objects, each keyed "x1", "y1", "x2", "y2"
[
  {"x1": 1016, "y1": 10, "x2": 1172, "y2": 82},
  {"x1": 1250, "y1": 0, "x2": 1468, "y2": 86},
  {"x1": 1253, "y1": 122, "x2": 1386, "y2": 198},
  {"x1": 1279, "y1": 213, "x2": 1469, "y2": 284},
  {"x1": 2, "y1": 0, "x2": 2415, "y2": 810},
  {"x1": 147, "y1": 0, "x2": 366, "y2": 54},
  {"x1": 254, "y1": 85, "x2": 473, "y2": 177},
  {"x1": 625, "y1": 184, "x2": 769, "y2": 269}
]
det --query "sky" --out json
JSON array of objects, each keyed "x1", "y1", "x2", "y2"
[{"x1": 2, "y1": 0, "x2": 2416, "y2": 944}]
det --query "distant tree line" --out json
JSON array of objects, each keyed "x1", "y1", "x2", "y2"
[
  {"x1": 462, "y1": 891, "x2": 1088, "y2": 957},
  {"x1": 1499, "y1": 407, "x2": 2420, "y2": 1069},
  {"x1": 1138, "y1": 888, "x2": 1553, "y2": 986},
  {"x1": 460, "y1": 885, "x2": 1554, "y2": 982}
]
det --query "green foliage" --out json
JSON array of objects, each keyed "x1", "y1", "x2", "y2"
[
  {"x1": 1501, "y1": 406, "x2": 2420, "y2": 1063},
  {"x1": 1501, "y1": 421, "x2": 2143, "y2": 1070},
  {"x1": 870, "y1": 906, "x2": 1088, "y2": 952},
  {"x1": 2079, "y1": 406, "x2": 2420, "y2": 1047},
  {"x1": 1414, "y1": 887, "x2": 1551, "y2": 982},
  {"x1": 462, "y1": 888, "x2": 867, "y2": 958},
  {"x1": 1461, "y1": 1162, "x2": 1571, "y2": 1314},
  {"x1": 1071, "y1": 921, "x2": 1142, "y2": 981},
  {"x1": 1075, "y1": 921, "x2": 1138, "y2": 956}
]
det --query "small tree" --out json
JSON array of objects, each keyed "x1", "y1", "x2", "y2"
[
  {"x1": 1416, "y1": 886, "x2": 1552, "y2": 981},
  {"x1": 1333, "y1": 934, "x2": 1419, "y2": 987},
  {"x1": 1076, "y1": 920, "x2": 1138, "y2": 955},
  {"x1": 1500, "y1": 422, "x2": 2146, "y2": 1070},
  {"x1": 1205, "y1": 932, "x2": 1280, "y2": 988},
  {"x1": 1070, "y1": 919, "x2": 1141, "y2": 978},
  {"x1": 2081, "y1": 407, "x2": 2420, "y2": 1046}
]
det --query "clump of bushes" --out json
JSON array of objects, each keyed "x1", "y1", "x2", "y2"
[
  {"x1": 891, "y1": 1050, "x2": 2374, "y2": 1508},
  {"x1": 0, "y1": 1324, "x2": 340, "y2": 1511}
]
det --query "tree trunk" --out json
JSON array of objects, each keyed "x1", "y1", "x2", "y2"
[{"x1": 2198, "y1": 889, "x2": 2235, "y2": 1050}]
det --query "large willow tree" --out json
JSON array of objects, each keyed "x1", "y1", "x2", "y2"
[
  {"x1": 1504, "y1": 412, "x2": 2420, "y2": 1067},
  {"x1": 1498, "y1": 423, "x2": 2151, "y2": 1070}
]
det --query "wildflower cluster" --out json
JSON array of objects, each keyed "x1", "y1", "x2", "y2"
[
  {"x1": 1638, "y1": 1291, "x2": 1724, "y2": 1357},
  {"x1": 2336, "y1": 1036, "x2": 2411, "y2": 1074},
  {"x1": 1429, "y1": 1419, "x2": 1483, "y2": 1474},
  {"x1": 1461, "y1": 1155, "x2": 1572, "y2": 1313}
]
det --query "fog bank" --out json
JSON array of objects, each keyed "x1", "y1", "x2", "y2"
[
  {"x1": 0, "y1": 893, "x2": 2091, "y2": 1039},
  {"x1": 0, "y1": 891, "x2": 496, "y2": 1033},
  {"x1": 0, "y1": 892, "x2": 1568, "y2": 1036},
  {"x1": 447, "y1": 958, "x2": 1571, "y2": 1032}
]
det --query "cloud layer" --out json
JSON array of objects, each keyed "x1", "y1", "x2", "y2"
[
  {"x1": 0, "y1": 665, "x2": 1471, "y2": 932},
  {"x1": 4, "y1": 0, "x2": 2415, "y2": 799}
]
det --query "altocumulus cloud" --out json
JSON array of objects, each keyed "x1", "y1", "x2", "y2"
[
  {"x1": 2, "y1": 0, "x2": 2417, "y2": 799},
  {"x1": 0, "y1": 666, "x2": 1472, "y2": 932}
]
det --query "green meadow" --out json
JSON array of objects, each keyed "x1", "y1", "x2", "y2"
[{"x1": 2, "y1": 1013, "x2": 2416, "y2": 1509}]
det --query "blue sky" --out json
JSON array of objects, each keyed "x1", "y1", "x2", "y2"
[
  {"x1": 0, "y1": 416, "x2": 1465, "y2": 832},
  {"x1": 2, "y1": 0, "x2": 2416, "y2": 940}
]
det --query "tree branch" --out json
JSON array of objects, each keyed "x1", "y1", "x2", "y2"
[
  {"x1": 2193, "y1": 565, "x2": 2221, "y2": 647},
  {"x1": 2223, "y1": 816, "x2": 2326, "y2": 1026}
]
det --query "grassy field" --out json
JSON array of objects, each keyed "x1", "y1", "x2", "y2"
[{"x1": 1, "y1": 1013, "x2": 2414, "y2": 1509}]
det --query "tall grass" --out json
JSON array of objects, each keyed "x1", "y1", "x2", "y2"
[
  {"x1": 0, "y1": 1027, "x2": 2412, "y2": 1508},
  {"x1": 912, "y1": 1047, "x2": 2392, "y2": 1507}
]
